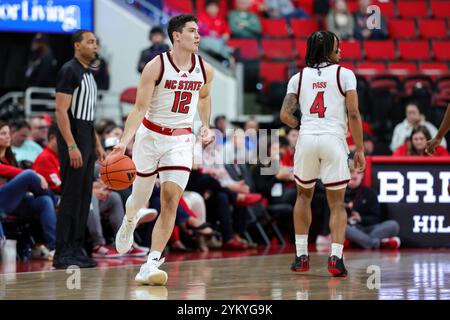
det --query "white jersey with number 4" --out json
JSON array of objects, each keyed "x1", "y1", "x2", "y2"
[
  {"x1": 287, "y1": 64, "x2": 357, "y2": 140},
  {"x1": 145, "y1": 51, "x2": 206, "y2": 128}
]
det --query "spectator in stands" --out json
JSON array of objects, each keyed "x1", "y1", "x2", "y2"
[
  {"x1": 0, "y1": 121, "x2": 56, "y2": 259},
  {"x1": 29, "y1": 115, "x2": 50, "y2": 148},
  {"x1": 32, "y1": 123, "x2": 61, "y2": 193},
  {"x1": 102, "y1": 124, "x2": 124, "y2": 141},
  {"x1": 345, "y1": 167, "x2": 400, "y2": 249},
  {"x1": 244, "y1": 117, "x2": 259, "y2": 158},
  {"x1": 229, "y1": 0, "x2": 262, "y2": 38},
  {"x1": 314, "y1": 0, "x2": 331, "y2": 29},
  {"x1": 214, "y1": 115, "x2": 230, "y2": 145},
  {"x1": 393, "y1": 125, "x2": 449, "y2": 157},
  {"x1": 10, "y1": 120, "x2": 43, "y2": 166},
  {"x1": 390, "y1": 102, "x2": 446, "y2": 152},
  {"x1": 327, "y1": 0, "x2": 354, "y2": 40},
  {"x1": 265, "y1": 0, "x2": 308, "y2": 19},
  {"x1": 137, "y1": 26, "x2": 170, "y2": 73},
  {"x1": 92, "y1": 39, "x2": 110, "y2": 90},
  {"x1": 280, "y1": 127, "x2": 297, "y2": 167},
  {"x1": 198, "y1": 0, "x2": 234, "y2": 63},
  {"x1": 25, "y1": 33, "x2": 58, "y2": 88},
  {"x1": 353, "y1": 0, "x2": 388, "y2": 40}
]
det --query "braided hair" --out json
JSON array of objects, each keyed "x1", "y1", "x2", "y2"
[{"x1": 305, "y1": 31, "x2": 339, "y2": 68}]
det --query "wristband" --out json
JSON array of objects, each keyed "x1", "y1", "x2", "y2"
[{"x1": 68, "y1": 143, "x2": 78, "y2": 152}]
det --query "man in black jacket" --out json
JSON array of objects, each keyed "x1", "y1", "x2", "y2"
[{"x1": 345, "y1": 168, "x2": 400, "y2": 249}]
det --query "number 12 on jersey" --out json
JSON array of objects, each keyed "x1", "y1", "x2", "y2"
[
  {"x1": 171, "y1": 91, "x2": 192, "y2": 114},
  {"x1": 309, "y1": 91, "x2": 326, "y2": 118}
]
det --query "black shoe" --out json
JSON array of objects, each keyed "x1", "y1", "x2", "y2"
[
  {"x1": 328, "y1": 255, "x2": 348, "y2": 277},
  {"x1": 73, "y1": 248, "x2": 98, "y2": 268},
  {"x1": 53, "y1": 256, "x2": 83, "y2": 269},
  {"x1": 291, "y1": 255, "x2": 310, "y2": 272}
]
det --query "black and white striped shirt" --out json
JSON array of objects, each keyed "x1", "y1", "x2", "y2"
[{"x1": 56, "y1": 58, "x2": 97, "y2": 122}]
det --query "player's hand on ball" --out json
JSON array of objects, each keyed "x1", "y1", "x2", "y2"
[
  {"x1": 353, "y1": 151, "x2": 366, "y2": 173},
  {"x1": 425, "y1": 138, "x2": 441, "y2": 155},
  {"x1": 111, "y1": 142, "x2": 126, "y2": 156},
  {"x1": 201, "y1": 126, "x2": 215, "y2": 146}
]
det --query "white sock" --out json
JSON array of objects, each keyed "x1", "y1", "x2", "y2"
[
  {"x1": 331, "y1": 243, "x2": 343, "y2": 259},
  {"x1": 126, "y1": 215, "x2": 137, "y2": 223},
  {"x1": 147, "y1": 250, "x2": 162, "y2": 262},
  {"x1": 295, "y1": 234, "x2": 308, "y2": 257}
]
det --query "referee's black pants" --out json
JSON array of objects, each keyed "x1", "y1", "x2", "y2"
[{"x1": 56, "y1": 120, "x2": 96, "y2": 258}]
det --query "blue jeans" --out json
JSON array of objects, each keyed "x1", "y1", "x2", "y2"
[{"x1": 0, "y1": 170, "x2": 57, "y2": 250}]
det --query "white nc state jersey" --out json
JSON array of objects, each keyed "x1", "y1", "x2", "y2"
[
  {"x1": 145, "y1": 51, "x2": 206, "y2": 128},
  {"x1": 287, "y1": 64, "x2": 357, "y2": 139}
]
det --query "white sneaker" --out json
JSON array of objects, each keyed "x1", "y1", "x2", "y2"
[
  {"x1": 115, "y1": 216, "x2": 138, "y2": 254},
  {"x1": 135, "y1": 258, "x2": 168, "y2": 286}
]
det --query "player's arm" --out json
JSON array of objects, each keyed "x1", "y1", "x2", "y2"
[
  {"x1": 198, "y1": 62, "x2": 215, "y2": 146},
  {"x1": 55, "y1": 92, "x2": 83, "y2": 168},
  {"x1": 426, "y1": 103, "x2": 450, "y2": 154},
  {"x1": 113, "y1": 57, "x2": 161, "y2": 154},
  {"x1": 280, "y1": 93, "x2": 299, "y2": 129},
  {"x1": 346, "y1": 90, "x2": 365, "y2": 172}
]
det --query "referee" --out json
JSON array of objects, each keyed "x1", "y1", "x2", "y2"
[{"x1": 54, "y1": 30, "x2": 106, "y2": 269}]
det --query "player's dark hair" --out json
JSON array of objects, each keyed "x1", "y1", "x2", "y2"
[
  {"x1": 72, "y1": 29, "x2": 91, "y2": 46},
  {"x1": 305, "y1": 31, "x2": 339, "y2": 67},
  {"x1": 167, "y1": 14, "x2": 198, "y2": 44}
]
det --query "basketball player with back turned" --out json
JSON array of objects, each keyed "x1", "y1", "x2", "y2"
[
  {"x1": 280, "y1": 31, "x2": 365, "y2": 277},
  {"x1": 111, "y1": 15, "x2": 215, "y2": 285}
]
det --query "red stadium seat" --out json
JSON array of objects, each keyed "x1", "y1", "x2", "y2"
[
  {"x1": 340, "y1": 61, "x2": 356, "y2": 72},
  {"x1": 388, "y1": 19, "x2": 417, "y2": 39},
  {"x1": 259, "y1": 62, "x2": 290, "y2": 87},
  {"x1": 295, "y1": 40, "x2": 307, "y2": 59},
  {"x1": 346, "y1": 0, "x2": 359, "y2": 13},
  {"x1": 432, "y1": 41, "x2": 450, "y2": 61},
  {"x1": 291, "y1": 19, "x2": 319, "y2": 38},
  {"x1": 339, "y1": 40, "x2": 363, "y2": 60},
  {"x1": 356, "y1": 62, "x2": 387, "y2": 77},
  {"x1": 163, "y1": 0, "x2": 193, "y2": 14},
  {"x1": 364, "y1": 40, "x2": 396, "y2": 60},
  {"x1": 227, "y1": 39, "x2": 260, "y2": 60},
  {"x1": 261, "y1": 39, "x2": 294, "y2": 60},
  {"x1": 296, "y1": 0, "x2": 314, "y2": 16},
  {"x1": 419, "y1": 62, "x2": 449, "y2": 79},
  {"x1": 261, "y1": 18, "x2": 290, "y2": 37},
  {"x1": 398, "y1": 40, "x2": 430, "y2": 60},
  {"x1": 430, "y1": 1, "x2": 450, "y2": 18},
  {"x1": 397, "y1": 1, "x2": 428, "y2": 18},
  {"x1": 377, "y1": 1, "x2": 397, "y2": 19},
  {"x1": 418, "y1": 19, "x2": 448, "y2": 39},
  {"x1": 388, "y1": 62, "x2": 418, "y2": 77}
]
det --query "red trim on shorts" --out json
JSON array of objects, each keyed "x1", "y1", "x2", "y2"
[
  {"x1": 337, "y1": 66, "x2": 346, "y2": 97},
  {"x1": 323, "y1": 179, "x2": 350, "y2": 187},
  {"x1": 155, "y1": 53, "x2": 164, "y2": 86},
  {"x1": 198, "y1": 55, "x2": 207, "y2": 83},
  {"x1": 142, "y1": 118, "x2": 192, "y2": 136},
  {"x1": 157, "y1": 166, "x2": 191, "y2": 173},
  {"x1": 297, "y1": 68, "x2": 303, "y2": 98},
  {"x1": 136, "y1": 170, "x2": 158, "y2": 177},
  {"x1": 294, "y1": 175, "x2": 317, "y2": 184}
]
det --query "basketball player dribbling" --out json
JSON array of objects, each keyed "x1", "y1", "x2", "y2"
[
  {"x1": 111, "y1": 15, "x2": 215, "y2": 285},
  {"x1": 280, "y1": 31, "x2": 366, "y2": 277}
]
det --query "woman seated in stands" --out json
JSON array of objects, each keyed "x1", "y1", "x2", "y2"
[
  {"x1": 393, "y1": 125, "x2": 449, "y2": 157},
  {"x1": 0, "y1": 121, "x2": 57, "y2": 259}
]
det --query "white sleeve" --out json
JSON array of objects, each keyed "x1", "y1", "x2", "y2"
[
  {"x1": 340, "y1": 67, "x2": 357, "y2": 92},
  {"x1": 286, "y1": 73, "x2": 300, "y2": 95}
]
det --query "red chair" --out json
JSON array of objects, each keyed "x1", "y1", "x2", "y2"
[
  {"x1": 163, "y1": 0, "x2": 193, "y2": 14},
  {"x1": 346, "y1": 0, "x2": 359, "y2": 13},
  {"x1": 377, "y1": 1, "x2": 397, "y2": 19},
  {"x1": 295, "y1": 40, "x2": 307, "y2": 59},
  {"x1": 432, "y1": 41, "x2": 450, "y2": 61},
  {"x1": 418, "y1": 19, "x2": 448, "y2": 39},
  {"x1": 291, "y1": 19, "x2": 319, "y2": 38},
  {"x1": 340, "y1": 61, "x2": 356, "y2": 72},
  {"x1": 296, "y1": 0, "x2": 314, "y2": 16},
  {"x1": 259, "y1": 62, "x2": 290, "y2": 92},
  {"x1": 419, "y1": 62, "x2": 449, "y2": 79},
  {"x1": 397, "y1": 1, "x2": 428, "y2": 18},
  {"x1": 227, "y1": 39, "x2": 260, "y2": 60},
  {"x1": 398, "y1": 40, "x2": 430, "y2": 61},
  {"x1": 119, "y1": 87, "x2": 137, "y2": 121},
  {"x1": 388, "y1": 62, "x2": 418, "y2": 77},
  {"x1": 261, "y1": 18, "x2": 290, "y2": 37},
  {"x1": 388, "y1": 19, "x2": 417, "y2": 39},
  {"x1": 340, "y1": 40, "x2": 363, "y2": 60},
  {"x1": 261, "y1": 39, "x2": 294, "y2": 60},
  {"x1": 430, "y1": 1, "x2": 450, "y2": 18},
  {"x1": 356, "y1": 62, "x2": 387, "y2": 77},
  {"x1": 364, "y1": 40, "x2": 396, "y2": 60}
]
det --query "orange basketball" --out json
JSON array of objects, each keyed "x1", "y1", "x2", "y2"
[{"x1": 100, "y1": 154, "x2": 136, "y2": 190}]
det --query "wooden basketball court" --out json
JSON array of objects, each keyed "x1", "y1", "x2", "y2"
[{"x1": 2, "y1": 248, "x2": 450, "y2": 300}]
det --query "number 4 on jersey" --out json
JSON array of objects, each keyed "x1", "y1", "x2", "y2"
[{"x1": 309, "y1": 91, "x2": 326, "y2": 118}]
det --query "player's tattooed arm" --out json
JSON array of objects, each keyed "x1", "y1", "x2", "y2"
[{"x1": 280, "y1": 93, "x2": 299, "y2": 128}]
